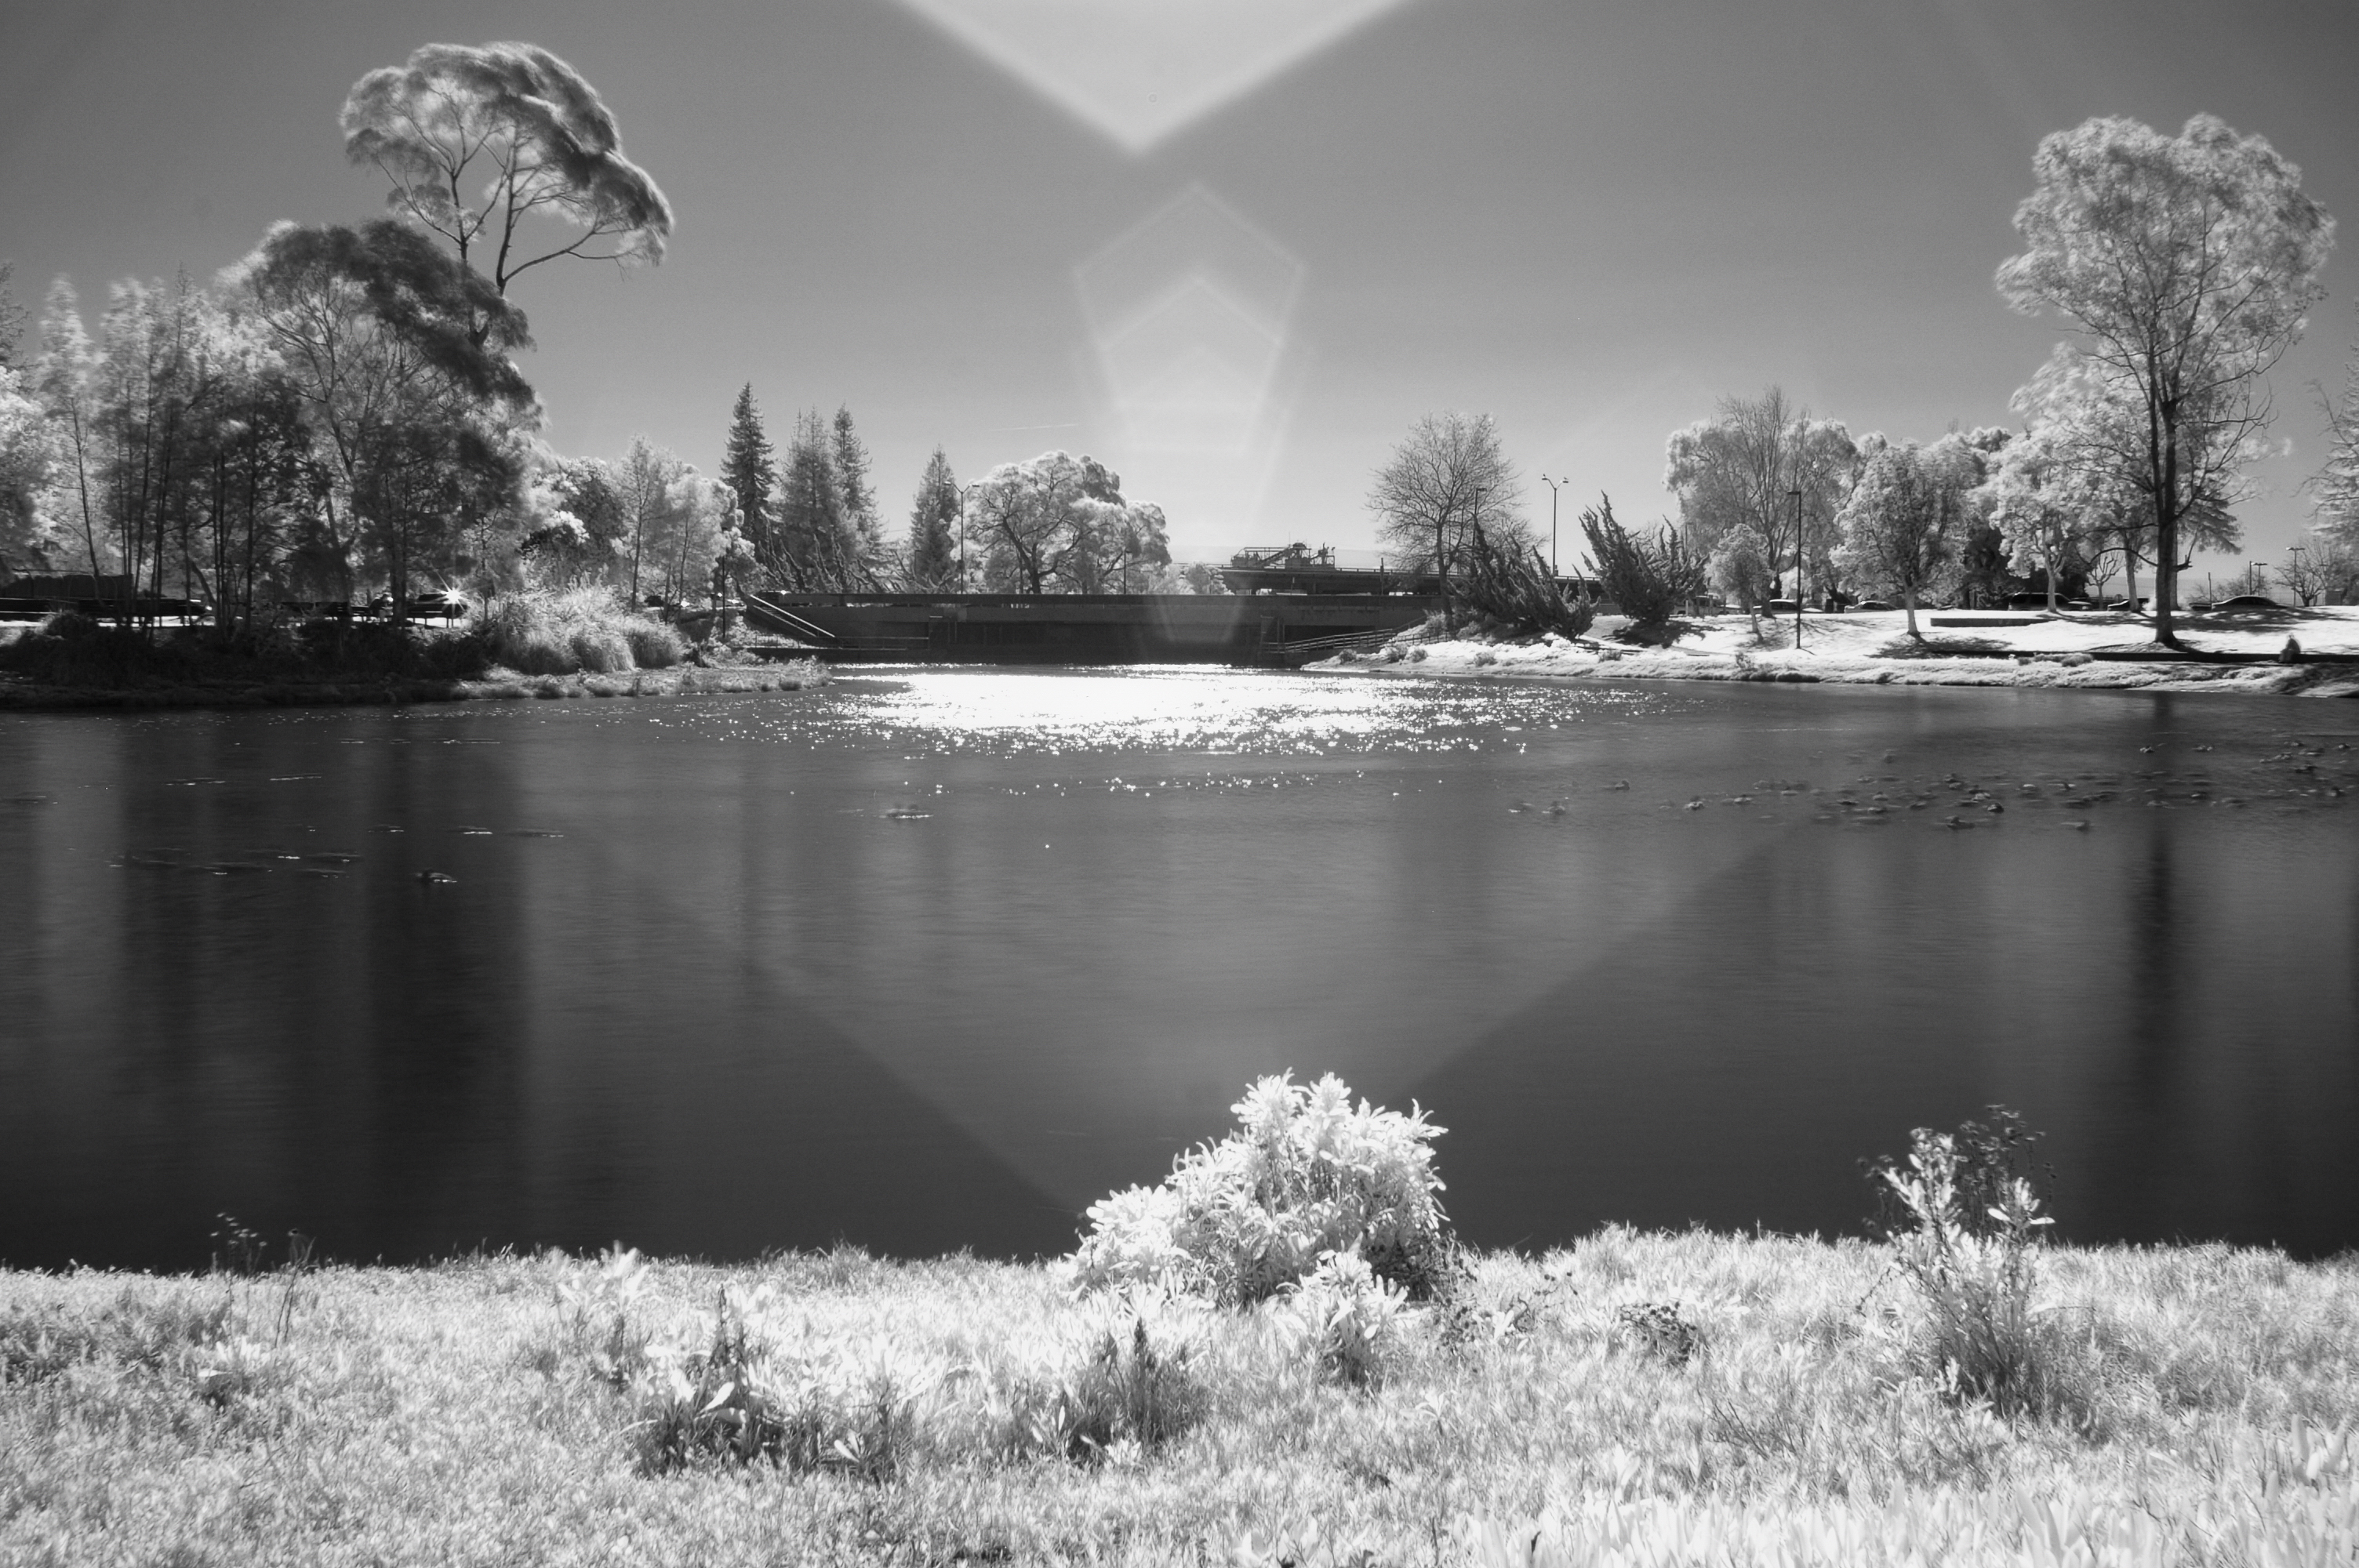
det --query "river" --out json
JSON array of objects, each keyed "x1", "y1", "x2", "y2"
[{"x1": 3, "y1": 667, "x2": 2354, "y2": 1270}]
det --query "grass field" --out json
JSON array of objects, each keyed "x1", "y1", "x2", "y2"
[{"x1": 3, "y1": 1230, "x2": 2353, "y2": 1566}]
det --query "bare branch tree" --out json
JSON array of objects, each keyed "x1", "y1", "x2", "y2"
[{"x1": 1367, "y1": 411, "x2": 1525, "y2": 635}]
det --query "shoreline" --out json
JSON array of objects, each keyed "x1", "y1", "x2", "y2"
[
  {"x1": 1308, "y1": 606, "x2": 2359, "y2": 698},
  {"x1": 0, "y1": 659, "x2": 825, "y2": 713},
  {"x1": 3, "y1": 1233, "x2": 2351, "y2": 1566}
]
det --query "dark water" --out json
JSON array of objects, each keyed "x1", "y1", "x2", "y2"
[{"x1": 3, "y1": 669, "x2": 2355, "y2": 1271}]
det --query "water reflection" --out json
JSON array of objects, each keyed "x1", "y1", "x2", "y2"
[{"x1": 2, "y1": 671, "x2": 2354, "y2": 1269}]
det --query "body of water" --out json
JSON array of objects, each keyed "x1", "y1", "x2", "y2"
[{"x1": 4, "y1": 668, "x2": 2355, "y2": 1270}]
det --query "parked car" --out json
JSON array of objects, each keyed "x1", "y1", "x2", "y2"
[
  {"x1": 2216, "y1": 593, "x2": 2285, "y2": 611},
  {"x1": 406, "y1": 592, "x2": 465, "y2": 622},
  {"x1": 1852, "y1": 599, "x2": 1896, "y2": 612}
]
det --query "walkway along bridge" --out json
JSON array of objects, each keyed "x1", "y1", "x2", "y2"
[{"x1": 740, "y1": 590, "x2": 1438, "y2": 666}]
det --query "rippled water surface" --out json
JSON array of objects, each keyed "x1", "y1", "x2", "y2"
[{"x1": 4, "y1": 667, "x2": 2356, "y2": 1269}]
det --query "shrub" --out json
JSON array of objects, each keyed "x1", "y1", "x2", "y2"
[
  {"x1": 625, "y1": 621, "x2": 685, "y2": 669},
  {"x1": 1579, "y1": 495, "x2": 1704, "y2": 638},
  {"x1": 553, "y1": 1244, "x2": 652, "y2": 1387},
  {"x1": 566, "y1": 623, "x2": 633, "y2": 673},
  {"x1": 1612, "y1": 1301, "x2": 1704, "y2": 1367},
  {"x1": 1286, "y1": 1251, "x2": 1416, "y2": 1388},
  {"x1": 1456, "y1": 521, "x2": 1595, "y2": 639},
  {"x1": 1071, "y1": 1073, "x2": 1454, "y2": 1306},
  {"x1": 1877, "y1": 1123, "x2": 2075, "y2": 1418},
  {"x1": 478, "y1": 588, "x2": 681, "y2": 676},
  {"x1": 0, "y1": 617, "x2": 200, "y2": 685},
  {"x1": 1053, "y1": 1298, "x2": 1209, "y2": 1460},
  {"x1": 1863, "y1": 1106, "x2": 2048, "y2": 1244},
  {"x1": 627, "y1": 1287, "x2": 937, "y2": 1479}
]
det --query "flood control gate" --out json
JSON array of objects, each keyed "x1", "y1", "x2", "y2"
[{"x1": 742, "y1": 591, "x2": 1437, "y2": 665}]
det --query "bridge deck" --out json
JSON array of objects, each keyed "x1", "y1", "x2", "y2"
[{"x1": 742, "y1": 591, "x2": 1435, "y2": 665}]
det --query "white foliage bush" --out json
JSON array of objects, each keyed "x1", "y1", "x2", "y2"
[
  {"x1": 1071, "y1": 1072, "x2": 1453, "y2": 1305},
  {"x1": 478, "y1": 587, "x2": 684, "y2": 675},
  {"x1": 1285, "y1": 1250, "x2": 1416, "y2": 1388}
]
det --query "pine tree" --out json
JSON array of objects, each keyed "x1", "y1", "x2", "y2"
[
  {"x1": 907, "y1": 447, "x2": 959, "y2": 589},
  {"x1": 776, "y1": 408, "x2": 841, "y2": 590},
  {"x1": 831, "y1": 405, "x2": 889, "y2": 588},
  {"x1": 721, "y1": 384, "x2": 776, "y2": 575}
]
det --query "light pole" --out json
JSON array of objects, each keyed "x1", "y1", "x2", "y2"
[
  {"x1": 2250, "y1": 561, "x2": 2267, "y2": 599},
  {"x1": 1788, "y1": 488, "x2": 1805, "y2": 648},
  {"x1": 1540, "y1": 474, "x2": 1566, "y2": 579}
]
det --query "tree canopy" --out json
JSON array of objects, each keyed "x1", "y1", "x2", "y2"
[
  {"x1": 1833, "y1": 437, "x2": 1985, "y2": 637},
  {"x1": 966, "y1": 451, "x2": 1143, "y2": 594},
  {"x1": 2310, "y1": 308, "x2": 2359, "y2": 553},
  {"x1": 1367, "y1": 411, "x2": 1525, "y2": 629},
  {"x1": 232, "y1": 220, "x2": 537, "y2": 612},
  {"x1": 1996, "y1": 113, "x2": 2333, "y2": 645},
  {"x1": 1663, "y1": 388, "x2": 1856, "y2": 595},
  {"x1": 905, "y1": 448, "x2": 960, "y2": 591},
  {"x1": 341, "y1": 42, "x2": 672, "y2": 339}
]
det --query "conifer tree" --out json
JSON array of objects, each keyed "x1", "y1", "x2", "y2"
[
  {"x1": 907, "y1": 447, "x2": 960, "y2": 589},
  {"x1": 831, "y1": 405, "x2": 889, "y2": 587},
  {"x1": 721, "y1": 384, "x2": 776, "y2": 575},
  {"x1": 776, "y1": 408, "x2": 841, "y2": 589}
]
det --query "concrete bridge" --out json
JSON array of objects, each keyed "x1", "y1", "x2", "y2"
[{"x1": 742, "y1": 590, "x2": 1437, "y2": 665}]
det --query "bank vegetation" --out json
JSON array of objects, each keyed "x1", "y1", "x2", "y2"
[{"x1": 2, "y1": 1085, "x2": 2352, "y2": 1566}]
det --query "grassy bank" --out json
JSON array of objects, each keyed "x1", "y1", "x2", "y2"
[
  {"x1": 3, "y1": 1232, "x2": 2352, "y2": 1566},
  {"x1": 0, "y1": 661, "x2": 820, "y2": 711},
  {"x1": 0, "y1": 590, "x2": 822, "y2": 711}
]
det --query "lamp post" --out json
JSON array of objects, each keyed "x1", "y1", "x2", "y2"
[
  {"x1": 2250, "y1": 561, "x2": 2267, "y2": 599},
  {"x1": 1540, "y1": 474, "x2": 1565, "y2": 579},
  {"x1": 1788, "y1": 488, "x2": 1805, "y2": 648}
]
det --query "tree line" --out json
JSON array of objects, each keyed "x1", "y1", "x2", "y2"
[
  {"x1": 0, "y1": 44, "x2": 676, "y2": 628},
  {"x1": 0, "y1": 39, "x2": 1208, "y2": 634},
  {"x1": 1366, "y1": 113, "x2": 2357, "y2": 648},
  {"x1": 715, "y1": 388, "x2": 1199, "y2": 601},
  {"x1": 1670, "y1": 116, "x2": 2357, "y2": 642}
]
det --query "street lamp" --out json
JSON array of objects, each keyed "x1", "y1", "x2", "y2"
[
  {"x1": 1788, "y1": 488, "x2": 1805, "y2": 649},
  {"x1": 2251, "y1": 561, "x2": 2267, "y2": 599},
  {"x1": 1540, "y1": 474, "x2": 1566, "y2": 579}
]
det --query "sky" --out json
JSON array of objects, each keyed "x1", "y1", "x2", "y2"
[{"x1": 5, "y1": 0, "x2": 2358, "y2": 579}]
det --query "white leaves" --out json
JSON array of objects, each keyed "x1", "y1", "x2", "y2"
[{"x1": 1071, "y1": 1071, "x2": 1449, "y2": 1305}]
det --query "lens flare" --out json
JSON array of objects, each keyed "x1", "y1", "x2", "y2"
[
  {"x1": 1074, "y1": 185, "x2": 1309, "y2": 540},
  {"x1": 894, "y1": 0, "x2": 1415, "y2": 152}
]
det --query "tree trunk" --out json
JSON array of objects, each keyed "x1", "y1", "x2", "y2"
[
  {"x1": 2150, "y1": 383, "x2": 2183, "y2": 650},
  {"x1": 1904, "y1": 585, "x2": 1920, "y2": 641},
  {"x1": 1436, "y1": 517, "x2": 1453, "y2": 637}
]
